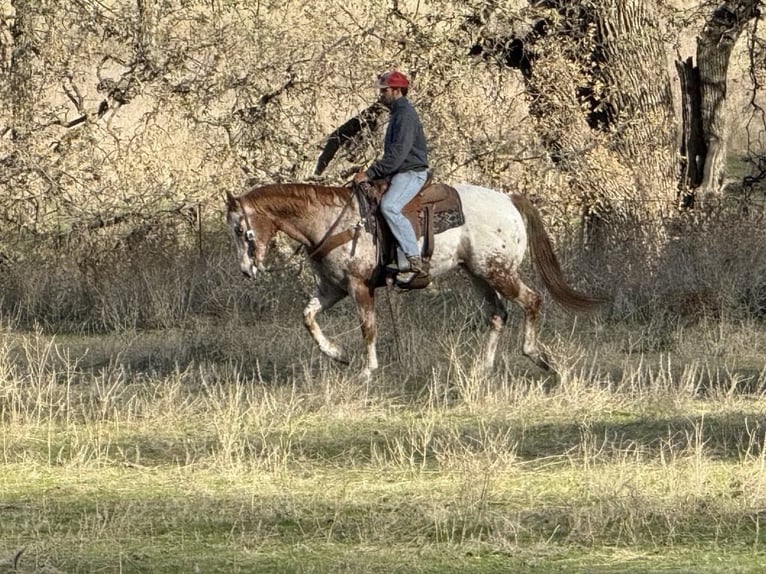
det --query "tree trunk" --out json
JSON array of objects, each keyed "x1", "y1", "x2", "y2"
[
  {"x1": 675, "y1": 57, "x2": 705, "y2": 208},
  {"x1": 513, "y1": 0, "x2": 678, "y2": 243},
  {"x1": 678, "y1": 0, "x2": 761, "y2": 207},
  {"x1": 590, "y1": 0, "x2": 677, "y2": 191},
  {"x1": 7, "y1": 0, "x2": 35, "y2": 138},
  {"x1": 136, "y1": 0, "x2": 158, "y2": 69},
  {"x1": 314, "y1": 103, "x2": 387, "y2": 176}
]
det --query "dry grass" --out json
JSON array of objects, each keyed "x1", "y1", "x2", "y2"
[
  {"x1": 1, "y1": 216, "x2": 766, "y2": 572},
  {"x1": 2, "y1": 277, "x2": 766, "y2": 572}
]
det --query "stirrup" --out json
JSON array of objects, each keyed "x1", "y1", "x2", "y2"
[{"x1": 385, "y1": 259, "x2": 410, "y2": 274}]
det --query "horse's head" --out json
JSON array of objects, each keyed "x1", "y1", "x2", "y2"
[{"x1": 225, "y1": 191, "x2": 274, "y2": 279}]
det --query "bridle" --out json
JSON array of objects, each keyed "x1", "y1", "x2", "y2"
[
  {"x1": 237, "y1": 209, "x2": 268, "y2": 273},
  {"x1": 236, "y1": 206, "x2": 308, "y2": 274}
]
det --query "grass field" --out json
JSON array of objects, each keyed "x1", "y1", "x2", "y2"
[{"x1": 3, "y1": 286, "x2": 766, "y2": 573}]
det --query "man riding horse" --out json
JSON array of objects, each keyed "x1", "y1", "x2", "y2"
[{"x1": 353, "y1": 70, "x2": 430, "y2": 287}]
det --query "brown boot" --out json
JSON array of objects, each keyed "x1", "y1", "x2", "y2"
[
  {"x1": 397, "y1": 256, "x2": 431, "y2": 289},
  {"x1": 407, "y1": 256, "x2": 429, "y2": 276}
]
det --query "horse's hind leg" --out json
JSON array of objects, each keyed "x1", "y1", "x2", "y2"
[
  {"x1": 509, "y1": 280, "x2": 551, "y2": 371},
  {"x1": 303, "y1": 283, "x2": 348, "y2": 363},
  {"x1": 466, "y1": 274, "x2": 509, "y2": 370},
  {"x1": 481, "y1": 267, "x2": 551, "y2": 371}
]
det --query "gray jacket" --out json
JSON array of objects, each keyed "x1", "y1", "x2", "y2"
[{"x1": 366, "y1": 97, "x2": 428, "y2": 180}]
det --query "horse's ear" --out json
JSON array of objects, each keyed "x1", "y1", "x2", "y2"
[{"x1": 225, "y1": 191, "x2": 238, "y2": 209}]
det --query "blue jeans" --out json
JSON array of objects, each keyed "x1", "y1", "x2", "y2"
[{"x1": 380, "y1": 170, "x2": 427, "y2": 260}]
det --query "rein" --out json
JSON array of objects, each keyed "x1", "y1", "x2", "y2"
[
  {"x1": 245, "y1": 228, "x2": 305, "y2": 273},
  {"x1": 305, "y1": 187, "x2": 363, "y2": 261}
]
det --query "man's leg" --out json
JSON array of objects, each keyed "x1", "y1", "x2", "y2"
[
  {"x1": 380, "y1": 170, "x2": 427, "y2": 263},
  {"x1": 380, "y1": 170, "x2": 430, "y2": 286}
]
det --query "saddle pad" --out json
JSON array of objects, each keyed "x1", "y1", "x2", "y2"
[{"x1": 419, "y1": 183, "x2": 465, "y2": 234}]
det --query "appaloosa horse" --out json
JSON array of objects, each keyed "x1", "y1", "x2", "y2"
[{"x1": 225, "y1": 182, "x2": 600, "y2": 376}]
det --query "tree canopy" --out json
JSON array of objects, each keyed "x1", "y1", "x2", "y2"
[{"x1": 1, "y1": 0, "x2": 764, "y2": 249}]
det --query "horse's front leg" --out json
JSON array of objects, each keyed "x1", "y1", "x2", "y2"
[
  {"x1": 303, "y1": 284, "x2": 348, "y2": 364},
  {"x1": 348, "y1": 277, "x2": 378, "y2": 378}
]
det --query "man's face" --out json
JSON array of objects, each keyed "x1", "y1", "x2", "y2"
[{"x1": 378, "y1": 86, "x2": 397, "y2": 107}]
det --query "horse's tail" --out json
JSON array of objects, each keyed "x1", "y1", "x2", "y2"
[{"x1": 511, "y1": 194, "x2": 603, "y2": 311}]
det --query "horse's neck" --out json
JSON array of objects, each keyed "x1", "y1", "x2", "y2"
[
  {"x1": 271, "y1": 198, "x2": 348, "y2": 246},
  {"x1": 274, "y1": 217, "x2": 315, "y2": 246}
]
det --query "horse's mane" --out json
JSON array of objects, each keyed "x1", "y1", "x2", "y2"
[{"x1": 242, "y1": 183, "x2": 351, "y2": 217}]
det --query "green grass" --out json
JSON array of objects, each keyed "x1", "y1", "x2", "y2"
[
  {"x1": 4, "y1": 460, "x2": 766, "y2": 573},
  {"x1": 3, "y1": 315, "x2": 766, "y2": 572}
]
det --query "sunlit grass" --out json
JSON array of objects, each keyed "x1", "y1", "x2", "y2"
[{"x1": 3, "y1": 317, "x2": 766, "y2": 572}]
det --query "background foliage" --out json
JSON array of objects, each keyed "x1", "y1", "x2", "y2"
[{"x1": 0, "y1": 0, "x2": 765, "y2": 326}]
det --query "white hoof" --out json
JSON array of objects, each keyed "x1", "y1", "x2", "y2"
[{"x1": 320, "y1": 343, "x2": 348, "y2": 364}]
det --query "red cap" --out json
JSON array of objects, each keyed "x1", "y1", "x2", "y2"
[{"x1": 376, "y1": 71, "x2": 410, "y2": 89}]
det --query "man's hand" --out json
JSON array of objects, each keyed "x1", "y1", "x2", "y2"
[{"x1": 353, "y1": 170, "x2": 369, "y2": 184}]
